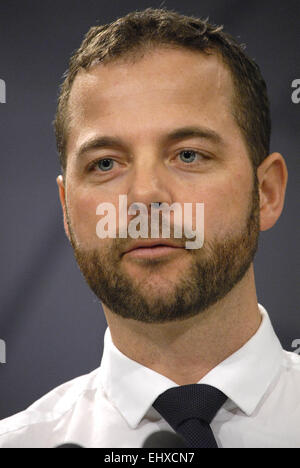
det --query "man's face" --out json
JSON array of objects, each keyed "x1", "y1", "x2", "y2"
[{"x1": 60, "y1": 47, "x2": 260, "y2": 323}]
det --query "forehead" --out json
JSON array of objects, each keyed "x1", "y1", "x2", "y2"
[{"x1": 67, "y1": 47, "x2": 236, "y2": 150}]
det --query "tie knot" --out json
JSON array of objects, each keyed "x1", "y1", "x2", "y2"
[{"x1": 153, "y1": 384, "x2": 227, "y2": 431}]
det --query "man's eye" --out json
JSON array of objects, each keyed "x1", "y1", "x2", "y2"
[
  {"x1": 178, "y1": 150, "x2": 205, "y2": 164},
  {"x1": 95, "y1": 158, "x2": 115, "y2": 172}
]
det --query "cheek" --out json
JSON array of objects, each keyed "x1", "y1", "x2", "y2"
[
  {"x1": 191, "y1": 174, "x2": 253, "y2": 238},
  {"x1": 67, "y1": 189, "x2": 111, "y2": 243}
]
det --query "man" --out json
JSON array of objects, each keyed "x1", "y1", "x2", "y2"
[{"x1": 0, "y1": 8, "x2": 299, "y2": 448}]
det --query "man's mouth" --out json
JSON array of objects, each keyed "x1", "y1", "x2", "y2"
[{"x1": 123, "y1": 240, "x2": 184, "y2": 259}]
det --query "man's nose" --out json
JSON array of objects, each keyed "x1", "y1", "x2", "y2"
[{"x1": 127, "y1": 158, "x2": 173, "y2": 211}]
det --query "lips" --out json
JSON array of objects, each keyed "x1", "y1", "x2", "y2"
[
  {"x1": 122, "y1": 240, "x2": 185, "y2": 260},
  {"x1": 124, "y1": 240, "x2": 182, "y2": 254}
]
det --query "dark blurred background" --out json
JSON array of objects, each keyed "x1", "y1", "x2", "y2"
[{"x1": 0, "y1": 0, "x2": 299, "y2": 420}]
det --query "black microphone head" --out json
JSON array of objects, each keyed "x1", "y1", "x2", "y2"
[
  {"x1": 56, "y1": 443, "x2": 83, "y2": 448},
  {"x1": 143, "y1": 431, "x2": 187, "y2": 448}
]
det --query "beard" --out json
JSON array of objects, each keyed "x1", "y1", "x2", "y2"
[{"x1": 66, "y1": 173, "x2": 260, "y2": 324}]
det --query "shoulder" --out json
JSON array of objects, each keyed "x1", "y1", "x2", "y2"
[{"x1": 0, "y1": 367, "x2": 102, "y2": 447}]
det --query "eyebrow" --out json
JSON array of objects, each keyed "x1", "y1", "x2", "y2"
[{"x1": 75, "y1": 125, "x2": 224, "y2": 161}]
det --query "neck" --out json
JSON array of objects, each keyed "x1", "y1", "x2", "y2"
[{"x1": 104, "y1": 265, "x2": 262, "y2": 385}]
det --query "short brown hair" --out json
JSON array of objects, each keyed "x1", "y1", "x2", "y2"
[{"x1": 53, "y1": 7, "x2": 271, "y2": 175}]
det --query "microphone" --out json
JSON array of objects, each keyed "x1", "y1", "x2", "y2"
[
  {"x1": 56, "y1": 443, "x2": 83, "y2": 448},
  {"x1": 56, "y1": 432, "x2": 186, "y2": 449},
  {"x1": 142, "y1": 431, "x2": 187, "y2": 448}
]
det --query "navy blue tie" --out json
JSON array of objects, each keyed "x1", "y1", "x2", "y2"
[{"x1": 153, "y1": 384, "x2": 227, "y2": 448}]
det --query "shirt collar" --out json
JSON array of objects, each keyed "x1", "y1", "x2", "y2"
[
  {"x1": 99, "y1": 304, "x2": 284, "y2": 428},
  {"x1": 199, "y1": 304, "x2": 284, "y2": 416}
]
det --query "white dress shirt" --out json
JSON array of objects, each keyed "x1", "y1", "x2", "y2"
[{"x1": 0, "y1": 304, "x2": 299, "y2": 448}]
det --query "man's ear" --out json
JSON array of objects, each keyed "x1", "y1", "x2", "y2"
[
  {"x1": 257, "y1": 152, "x2": 288, "y2": 232},
  {"x1": 56, "y1": 175, "x2": 71, "y2": 242}
]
